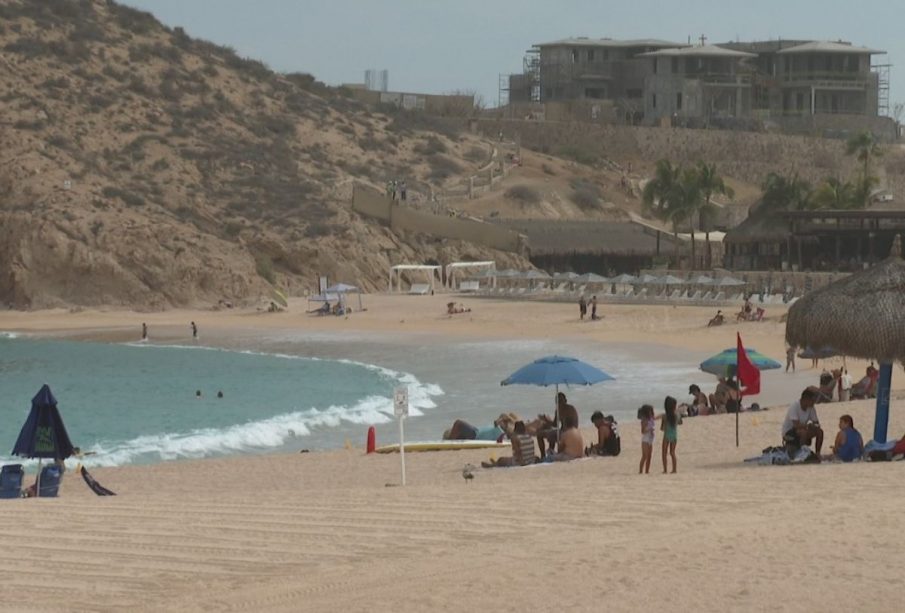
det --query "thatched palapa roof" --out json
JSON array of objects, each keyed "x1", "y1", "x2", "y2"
[
  {"x1": 723, "y1": 209, "x2": 790, "y2": 245},
  {"x1": 497, "y1": 220, "x2": 676, "y2": 256},
  {"x1": 785, "y1": 235, "x2": 905, "y2": 364}
]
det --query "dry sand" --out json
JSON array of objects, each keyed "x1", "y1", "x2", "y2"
[{"x1": 2, "y1": 295, "x2": 903, "y2": 612}]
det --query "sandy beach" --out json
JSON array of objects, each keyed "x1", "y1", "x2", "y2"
[{"x1": 2, "y1": 295, "x2": 903, "y2": 612}]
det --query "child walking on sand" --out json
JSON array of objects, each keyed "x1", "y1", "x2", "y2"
[
  {"x1": 639, "y1": 404, "x2": 655, "y2": 474},
  {"x1": 661, "y1": 396, "x2": 681, "y2": 473}
]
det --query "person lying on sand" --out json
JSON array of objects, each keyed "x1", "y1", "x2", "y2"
[
  {"x1": 307, "y1": 302, "x2": 330, "y2": 315},
  {"x1": 443, "y1": 419, "x2": 503, "y2": 441},
  {"x1": 446, "y1": 302, "x2": 471, "y2": 315}
]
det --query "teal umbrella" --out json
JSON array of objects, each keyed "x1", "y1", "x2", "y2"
[{"x1": 699, "y1": 348, "x2": 781, "y2": 377}]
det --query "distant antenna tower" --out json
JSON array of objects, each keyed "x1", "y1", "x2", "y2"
[{"x1": 365, "y1": 69, "x2": 389, "y2": 92}]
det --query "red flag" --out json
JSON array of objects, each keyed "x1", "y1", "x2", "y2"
[{"x1": 736, "y1": 333, "x2": 761, "y2": 397}]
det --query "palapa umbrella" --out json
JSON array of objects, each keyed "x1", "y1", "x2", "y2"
[
  {"x1": 12, "y1": 384, "x2": 76, "y2": 498},
  {"x1": 658, "y1": 275, "x2": 686, "y2": 285},
  {"x1": 609, "y1": 274, "x2": 637, "y2": 284},
  {"x1": 786, "y1": 235, "x2": 905, "y2": 442},
  {"x1": 575, "y1": 272, "x2": 608, "y2": 284},
  {"x1": 637, "y1": 274, "x2": 660, "y2": 284},
  {"x1": 691, "y1": 275, "x2": 715, "y2": 285},
  {"x1": 716, "y1": 276, "x2": 746, "y2": 287}
]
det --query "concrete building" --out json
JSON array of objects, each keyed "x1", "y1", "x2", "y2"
[
  {"x1": 506, "y1": 37, "x2": 888, "y2": 130},
  {"x1": 720, "y1": 40, "x2": 885, "y2": 117},
  {"x1": 508, "y1": 38, "x2": 685, "y2": 108},
  {"x1": 639, "y1": 45, "x2": 756, "y2": 122}
]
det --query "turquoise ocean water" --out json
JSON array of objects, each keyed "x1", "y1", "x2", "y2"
[{"x1": 0, "y1": 333, "x2": 440, "y2": 466}]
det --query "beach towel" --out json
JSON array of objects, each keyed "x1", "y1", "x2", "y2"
[{"x1": 79, "y1": 466, "x2": 116, "y2": 496}]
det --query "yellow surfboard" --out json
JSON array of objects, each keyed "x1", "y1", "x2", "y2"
[{"x1": 374, "y1": 440, "x2": 510, "y2": 453}]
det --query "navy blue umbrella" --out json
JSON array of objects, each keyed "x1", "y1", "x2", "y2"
[
  {"x1": 797, "y1": 346, "x2": 838, "y2": 360},
  {"x1": 501, "y1": 355, "x2": 614, "y2": 388},
  {"x1": 12, "y1": 384, "x2": 75, "y2": 461}
]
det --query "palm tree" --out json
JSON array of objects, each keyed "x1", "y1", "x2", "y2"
[
  {"x1": 810, "y1": 177, "x2": 857, "y2": 210},
  {"x1": 845, "y1": 131, "x2": 883, "y2": 207},
  {"x1": 643, "y1": 160, "x2": 686, "y2": 265},
  {"x1": 694, "y1": 162, "x2": 735, "y2": 269},
  {"x1": 760, "y1": 172, "x2": 812, "y2": 213}
]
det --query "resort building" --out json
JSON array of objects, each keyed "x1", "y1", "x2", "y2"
[
  {"x1": 723, "y1": 209, "x2": 905, "y2": 272},
  {"x1": 504, "y1": 37, "x2": 890, "y2": 134}
]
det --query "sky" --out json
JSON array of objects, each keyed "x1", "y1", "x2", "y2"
[{"x1": 122, "y1": 0, "x2": 902, "y2": 113}]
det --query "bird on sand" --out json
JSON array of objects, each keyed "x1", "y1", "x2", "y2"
[{"x1": 462, "y1": 464, "x2": 475, "y2": 483}]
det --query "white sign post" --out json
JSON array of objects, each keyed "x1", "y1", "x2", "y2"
[{"x1": 394, "y1": 386, "x2": 409, "y2": 486}]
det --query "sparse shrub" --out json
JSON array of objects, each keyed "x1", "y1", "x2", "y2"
[
  {"x1": 102, "y1": 186, "x2": 144, "y2": 207},
  {"x1": 464, "y1": 146, "x2": 486, "y2": 164},
  {"x1": 542, "y1": 163, "x2": 556, "y2": 175},
  {"x1": 109, "y1": 3, "x2": 157, "y2": 35},
  {"x1": 304, "y1": 222, "x2": 335, "y2": 238},
  {"x1": 47, "y1": 134, "x2": 70, "y2": 149},
  {"x1": 127, "y1": 76, "x2": 152, "y2": 96},
  {"x1": 505, "y1": 185, "x2": 541, "y2": 205},
  {"x1": 426, "y1": 155, "x2": 463, "y2": 181},
  {"x1": 557, "y1": 145, "x2": 598, "y2": 166},
  {"x1": 570, "y1": 179, "x2": 602, "y2": 210},
  {"x1": 13, "y1": 119, "x2": 45, "y2": 131},
  {"x1": 414, "y1": 136, "x2": 447, "y2": 156},
  {"x1": 151, "y1": 158, "x2": 170, "y2": 172}
]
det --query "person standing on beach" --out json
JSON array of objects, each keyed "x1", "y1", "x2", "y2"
[
  {"x1": 590, "y1": 296, "x2": 599, "y2": 320},
  {"x1": 840, "y1": 369, "x2": 852, "y2": 402},
  {"x1": 639, "y1": 405, "x2": 654, "y2": 474},
  {"x1": 141, "y1": 322, "x2": 148, "y2": 341},
  {"x1": 785, "y1": 345, "x2": 796, "y2": 373},
  {"x1": 191, "y1": 321, "x2": 198, "y2": 340},
  {"x1": 578, "y1": 295, "x2": 587, "y2": 320},
  {"x1": 661, "y1": 396, "x2": 680, "y2": 473},
  {"x1": 400, "y1": 180, "x2": 407, "y2": 201}
]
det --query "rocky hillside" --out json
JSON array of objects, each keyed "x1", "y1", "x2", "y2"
[{"x1": 0, "y1": 0, "x2": 525, "y2": 309}]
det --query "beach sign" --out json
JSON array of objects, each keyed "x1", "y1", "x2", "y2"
[
  {"x1": 394, "y1": 386, "x2": 408, "y2": 486},
  {"x1": 394, "y1": 386, "x2": 409, "y2": 417}
]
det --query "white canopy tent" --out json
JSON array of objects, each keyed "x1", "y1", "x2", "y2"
[
  {"x1": 324, "y1": 283, "x2": 363, "y2": 311},
  {"x1": 445, "y1": 261, "x2": 496, "y2": 289},
  {"x1": 389, "y1": 265, "x2": 442, "y2": 293}
]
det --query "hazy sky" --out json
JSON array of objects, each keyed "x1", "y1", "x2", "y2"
[{"x1": 122, "y1": 0, "x2": 902, "y2": 112}]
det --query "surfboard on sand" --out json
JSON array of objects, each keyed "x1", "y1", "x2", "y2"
[{"x1": 374, "y1": 440, "x2": 510, "y2": 453}]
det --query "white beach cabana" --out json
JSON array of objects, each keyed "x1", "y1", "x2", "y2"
[
  {"x1": 389, "y1": 264, "x2": 442, "y2": 294},
  {"x1": 324, "y1": 283, "x2": 363, "y2": 311},
  {"x1": 445, "y1": 261, "x2": 496, "y2": 290}
]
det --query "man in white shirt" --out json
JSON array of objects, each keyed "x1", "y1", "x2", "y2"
[
  {"x1": 840, "y1": 369, "x2": 853, "y2": 402},
  {"x1": 782, "y1": 388, "x2": 823, "y2": 453}
]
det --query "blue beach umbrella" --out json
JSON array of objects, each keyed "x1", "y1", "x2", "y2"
[
  {"x1": 699, "y1": 348, "x2": 782, "y2": 377},
  {"x1": 501, "y1": 355, "x2": 614, "y2": 388},
  {"x1": 12, "y1": 385, "x2": 75, "y2": 461},
  {"x1": 12, "y1": 384, "x2": 75, "y2": 498}
]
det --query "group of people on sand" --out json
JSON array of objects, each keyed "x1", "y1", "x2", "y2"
[
  {"x1": 385, "y1": 179, "x2": 407, "y2": 201},
  {"x1": 781, "y1": 387, "x2": 864, "y2": 463},
  {"x1": 139, "y1": 322, "x2": 198, "y2": 341},
  {"x1": 578, "y1": 295, "x2": 600, "y2": 321},
  {"x1": 684, "y1": 379, "x2": 742, "y2": 416},
  {"x1": 446, "y1": 392, "x2": 685, "y2": 475}
]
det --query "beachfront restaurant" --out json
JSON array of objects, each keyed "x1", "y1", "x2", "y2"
[
  {"x1": 725, "y1": 209, "x2": 905, "y2": 272},
  {"x1": 497, "y1": 219, "x2": 686, "y2": 273}
]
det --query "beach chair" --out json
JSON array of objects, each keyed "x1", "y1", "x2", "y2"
[
  {"x1": 688, "y1": 290, "x2": 702, "y2": 301},
  {"x1": 713, "y1": 292, "x2": 725, "y2": 301},
  {"x1": 37, "y1": 465, "x2": 63, "y2": 498},
  {"x1": 408, "y1": 283, "x2": 430, "y2": 295},
  {"x1": 669, "y1": 289, "x2": 681, "y2": 300},
  {"x1": 512, "y1": 434, "x2": 538, "y2": 466},
  {"x1": 0, "y1": 464, "x2": 24, "y2": 499},
  {"x1": 701, "y1": 291, "x2": 713, "y2": 301}
]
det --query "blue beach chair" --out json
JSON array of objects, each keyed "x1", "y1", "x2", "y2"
[
  {"x1": 37, "y1": 465, "x2": 63, "y2": 498},
  {"x1": 0, "y1": 464, "x2": 24, "y2": 499}
]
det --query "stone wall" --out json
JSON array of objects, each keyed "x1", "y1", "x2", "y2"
[{"x1": 352, "y1": 185, "x2": 525, "y2": 253}]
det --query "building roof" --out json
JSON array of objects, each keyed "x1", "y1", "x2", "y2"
[
  {"x1": 497, "y1": 219, "x2": 678, "y2": 256},
  {"x1": 776, "y1": 41, "x2": 885, "y2": 55},
  {"x1": 536, "y1": 38, "x2": 686, "y2": 49},
  {"x1": 638, "y1": 44, "x2": 757, "y2": 59}
]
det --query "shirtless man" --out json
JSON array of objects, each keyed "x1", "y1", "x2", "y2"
[{"x1": 555, "y1": 414, "x2": 584, "y2": 460}]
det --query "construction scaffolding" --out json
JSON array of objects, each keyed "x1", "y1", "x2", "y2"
[
  {"x1": 498, "y1": 73, "x2": 509, "y2": 108},
  {"x1": 524, "y1": 46, "x2": 541, "y2": 102},
  {"x1": 873, "y1": 63, "x2": 890, "y2": 116}
]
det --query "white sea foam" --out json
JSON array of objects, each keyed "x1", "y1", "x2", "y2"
[
  {"x1": 74, "y1": 342, "x2": 444, "y2": 466},
  {"x1": 0, "y1": 331, "x2": 20, "y2": 339}
]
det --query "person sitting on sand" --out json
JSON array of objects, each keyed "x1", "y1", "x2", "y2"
[
  {"x1": 782, "y1": 388, "x2": 824, "y2": 454},
  {"x1": 688, "y1": 384, "x2": 710, "y2": 416},
  {"x1": 443, "y1": 419, "x2": 503, "y2": 442},
  {"x1": 550, "y1": 413, "x2": 584, "y2": 461},
  {"x1": 587, "y1": 411, "x2": 621, "y2": 456},
  {"x1": 829, "y1": 414, "x2": 863, "y2": 462},
  {"x1": 308, "y1": 302, "x2": 330, "y2": 315},
  {"x1": 482, "y1": 421, "x2": 537, "y2": 468},
  {"x1": 709, "y1": 378, "x2": 729, "y2": 414},
  {"x1": 707, "y1": 310, "x2": 725, "y2": 327}
]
